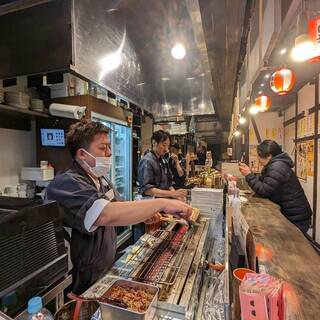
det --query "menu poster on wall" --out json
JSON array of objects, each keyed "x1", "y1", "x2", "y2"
[
  {"x1": 284, "y1": 123, "x2": 295, "y2": 139},
  {"x1": 264, "y1": 127, "x2": 283, "y2": 142},
  {"x1": 306, "y1": 113, "x2": 315, "y2": 136},
  {"x1": 272, "y1": 128, "x2": 277, "y2": 140},
  {"x1": 297, "y1": 142, "x2": 307, "y2": 181},
  {"x1": 298, "y1": 114, "x2": 315, "y2": 138},
  {"x1": 249, "y1": 128, "x2": 254, "y2": 142},
  {"x1": 306, "y1": 140, "x2": 314, "y2": 177},
  {"x1": 265, "y1": 128, "x2": 270, "y2": 139},
  {"x1": 296, "y1": 141, "x2": 314, "y2": 181}
]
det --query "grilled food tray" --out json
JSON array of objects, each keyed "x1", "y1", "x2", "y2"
[{"x1": 99, "y1": 279, "x2": 159, "y2": 320}]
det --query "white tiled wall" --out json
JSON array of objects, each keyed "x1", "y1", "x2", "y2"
[{"x1": 0, "y1": 123, "x2": 36, "y2": 191}]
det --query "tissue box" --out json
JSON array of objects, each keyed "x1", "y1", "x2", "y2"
[{"x1": 21, "y1": 167, "x2": 54, "y2": 181}]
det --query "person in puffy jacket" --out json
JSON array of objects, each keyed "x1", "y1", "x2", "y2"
[{"x1": 239, "y1": 140, "x2": 312, "y2": 233}]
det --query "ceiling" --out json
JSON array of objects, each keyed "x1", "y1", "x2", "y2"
[
  {"x1": 96, "y1": 0, "x2": 248, "y2": 121},
  {"x1": 200, "y1": 0, "x2": 248, "y2": 121},
  {"x1": 0, "y1": 0, "x2": 248, "y2": 131}
]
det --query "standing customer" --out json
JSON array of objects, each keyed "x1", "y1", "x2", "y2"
[
  {"x1": 185, "y1": 144, "x2": 196, "y2": 177},
  {"x1": 169, "y1": 143, "x2": 186, "y2": 189},
  {"x1": 196, "y1": 145, "x2": 207, "y2": 165},
  {"x1": 238, "y1": 140, "x2": 312, "y2": 233}
]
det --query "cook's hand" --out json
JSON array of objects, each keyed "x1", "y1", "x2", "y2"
[
  {"x1": 160, "y1": 199, "x2": 192, "y2": 219},
  {"x1": 238, "y1": 162, "x2": 251, "y2": 176},
  {"x1": 171, "y1": 154, "x2": 179, "y2": 162},
  {"x1": 177, "y1": 197, "x2": 187, "y2": 203},
  {"x1": 171, "y1": 188, "x2": 187, "y2": 199},
  {"x1": 144, "y1": 212, "x2": 162, "y2": 224}
]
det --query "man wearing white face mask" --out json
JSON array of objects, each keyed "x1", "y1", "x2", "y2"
[{"x1": 46, "y1": 120, "x2": 192, "y2": 294}]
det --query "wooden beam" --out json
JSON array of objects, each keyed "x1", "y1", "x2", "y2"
[
  {"x1": 250, "y1": 116, "x2": 262, "y2": 144},
  {"x1": 294, "y1": 92, "x2": 298, "y2": 175},
  {"x1": 294, "y1": 135, "x2": 320, "y2": 143},
  {"x1": 283, "y1": 111, "x2": 305, "y2": 127},
  {"x1": 312, "y1": 75, "x2": 319, "y2": 240}
]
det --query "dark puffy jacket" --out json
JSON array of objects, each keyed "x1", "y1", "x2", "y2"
[{"x1": 245, "y1": 152, "x2": 312, "y2": 232}]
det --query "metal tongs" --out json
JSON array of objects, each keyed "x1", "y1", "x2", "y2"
[{"x1": 67, "y1": 292, "x2": 127, "y2": 320}]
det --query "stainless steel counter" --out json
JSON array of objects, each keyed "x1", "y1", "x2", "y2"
[
  {"x1": 85, "y1": 187, "x2": 228, "y2": 319},
  {"x1": 85, "y1": 218, "x2": 228, "y2": 319}
]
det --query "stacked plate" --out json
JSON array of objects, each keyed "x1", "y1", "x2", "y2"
[
  {"x1": 0, "y1": 89, "x2": 4, "y2": 104},
  {"x1": 5, "y1": 91, "x2": 30, "y2": 109},
  {"x1": 30, "y1": 99, "x2": 44, "y2": 111},
  {"x1": 191, "y1": 187, "x2": 223, "y2": 218}
]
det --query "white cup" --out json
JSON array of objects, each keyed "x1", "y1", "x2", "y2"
[
  {"x1": 18, "y1": 191, "x2": 27, "y2": 198},
  {"x1": 4, "y1": 185, "x2": 17, "y2": 194},
  {"x1": 17, "y1": 183, "x2": 27, "y2": 192},
  {"x1": 40, "y1": 160, "x2": 48, "y2": 169}
]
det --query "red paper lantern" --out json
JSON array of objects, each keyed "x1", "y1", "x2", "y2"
[
  {"x1": 308, "y1": 16, "x2": 320, "y2": 63},
  {"x1": 270, "y1": 69, "x2": 295, "y2": 95},
  {"x1": 255, "y1": 95, "x2": 271, "y2": 112}
]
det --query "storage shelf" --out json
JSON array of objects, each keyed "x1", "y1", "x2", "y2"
[{"x1": 0, "y1": 104, "x2": 49, "y2": 119}]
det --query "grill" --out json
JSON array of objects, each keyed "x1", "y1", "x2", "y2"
[
  {"x1": 85, "y1": 219, "x2": 212, "y2": 318},
  {"x1": 114, "y1": 225, "x2": 193, "y2": 290}
]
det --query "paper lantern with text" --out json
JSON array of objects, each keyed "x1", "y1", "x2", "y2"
[
  {"x1": 270, "y1": 69, "x2": 295, "y2": 95},
  {"x1": 308, "y1": 16, "x2": 320, "y2": 63},
  {"x1": 255, "y1": 95, "x2": 271, "y2": 112}
]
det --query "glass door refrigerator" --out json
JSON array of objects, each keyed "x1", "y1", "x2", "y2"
[{"x1": 92, "y1": 112, "x2": 132, "y2": 246}]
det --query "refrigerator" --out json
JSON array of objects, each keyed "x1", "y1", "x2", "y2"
[{"x1": 92, "y1": 112, "x2": 132, "y2": 246}]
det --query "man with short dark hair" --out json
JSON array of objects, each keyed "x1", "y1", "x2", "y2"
[
  {"x1": 46, "y1": 120, "x2": 192, "y2": 293},
  {"x1": 138, "y1": 130, "x2": 187, "y2": 200}
]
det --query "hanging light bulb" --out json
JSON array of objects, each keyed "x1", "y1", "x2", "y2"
[
  {"x1": 249, "y1": 105, "x2": 260, "y2": 115},
  {"x1": 307, "y1": 15, "x2": 320, "y2": 63},
  {"x1": 291, "y1": 6, "x2": 315, "y2": 62},
  {"x1": 270, "y1": 68, "x2": 295, "y2": 95},
  {"x1": 291, "y1": 34, "x2": 315, "y2": 61},
  {"x1": 171, "y1": 43, "x2": 186, "y2": 60},
  {"x1": 239, "y1": 116, "x2": 246, "y2": 124},
  {"x1": 234, "y1": 130, "x2": 241, "y2": 137},
  {"x1": 255, "y1": 95, "x2": 272, "y2": 112}
]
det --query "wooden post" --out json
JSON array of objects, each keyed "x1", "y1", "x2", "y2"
[
  {"x1": 313, "y1": 75, "x2": 319, "y2": 240},
  {"x1": 251, "y1": 117, "x2": 261, "y2": 144},
  {"x1": 294, "y1": 92, "x2": 298, "y2": 175}
]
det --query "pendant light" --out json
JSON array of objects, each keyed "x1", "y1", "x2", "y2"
[
  {"x1": 270, "y1": 68, "x2": 296, "y2": 95},
  {"x1": 307, "y1": 15, "x2": 320, "y2": 63},
  {"x1": 291, "y1": 1, "x2": 315, "y2": 62},
  {"x1": 255, "y1": 95, "x2": 272, "y2": 112}
]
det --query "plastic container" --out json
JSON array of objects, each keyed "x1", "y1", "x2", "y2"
[
  {"x1": 26, "y1": 296, "x2": 54, "y2": 320},
  {"x1": 54, "y1": 300, "x2": 98, "y2": 320},
  {"x1": 233, "y1": 268, "x2": 256, "y2": 282},
  {"x1": 232, "y1": 268, "x2": 256, "y2": 320},
  {"x1": 21, "y1": 167, "x2": 54, "y2": 181}
]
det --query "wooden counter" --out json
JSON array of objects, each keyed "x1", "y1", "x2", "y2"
[{"x1": 241, "y1": 195, "x2": 320, "y2": 320}]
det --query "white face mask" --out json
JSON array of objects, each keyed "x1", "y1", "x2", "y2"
[{"x1": 81, "y1": 149, "x2": 112, "y2": 177}]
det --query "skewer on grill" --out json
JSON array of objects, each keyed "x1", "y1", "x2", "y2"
[{"x1": 159, "y1": 214, "x2": 189, "y2": 226}]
